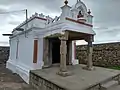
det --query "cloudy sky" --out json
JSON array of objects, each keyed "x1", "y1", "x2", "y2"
[{"x1": 0, "y1": 0, "x2": 120, "y2": 46}]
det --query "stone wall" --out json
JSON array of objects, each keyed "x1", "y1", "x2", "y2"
[
  {"x1": 0, "y1": 46, "x2": 10, "y2": 63},
  {"x1": 76, "y1": 42, "x2": 120, "y2": 67},
  {"x1": 30, "y1": 72, "x2": 65, "y2": 90}
]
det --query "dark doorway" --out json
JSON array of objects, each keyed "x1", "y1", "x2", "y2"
[{"x1": 52, "y1": 38, "x2": 60, "y2": 64}]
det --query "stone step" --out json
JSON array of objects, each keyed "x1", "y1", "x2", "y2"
[{"x1": 101, "y1": 80, "x2": 118, "y2": 90}]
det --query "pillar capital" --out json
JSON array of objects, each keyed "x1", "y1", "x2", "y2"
[
  {"x1": 59, "y1": 31, "x2": 69, "y2": 41},
  {"x1": 88, "y1": 41, "x2": 93, "y2": 47},
  {"x1": 85, "y1": 35, "x2": 94, "y2": 42},
  {"x1": 90, "y1": 35, "x2": 94, "y2": 42},
  {"x1": 59, "y1": 35, "x2": 67, "y2": 41}
]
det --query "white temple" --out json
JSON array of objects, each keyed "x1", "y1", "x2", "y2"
[{"x1": 6, "y1": 0, "x2": 95, "y2": 83}]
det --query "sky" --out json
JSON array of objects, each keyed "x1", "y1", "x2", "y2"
[{"x1": 0, "y1": 0, "x2": 120, "y2": 46}]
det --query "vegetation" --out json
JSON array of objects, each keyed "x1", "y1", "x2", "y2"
[{"x1": 108, "y1": 66, "x2": 120, "y2": 70}]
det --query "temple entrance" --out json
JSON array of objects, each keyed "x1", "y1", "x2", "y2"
[
  {"x1": 51, "y1": 38, "x2": 60, "y2": 64},
  {"x1": 43, "y1": 37, "x2": 73, "y2": 67}
]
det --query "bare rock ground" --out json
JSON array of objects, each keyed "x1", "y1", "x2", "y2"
[{"x1": 0, "y1": 61, "x2": 32, "y2": 90}]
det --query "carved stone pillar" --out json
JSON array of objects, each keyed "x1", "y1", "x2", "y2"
[
  {"x1": 87, "y1": 41, "x2": 93, "y2": 70},
  {"x1": 57, "y1": 34, "x2": 72, "y2": 77},
  {"x1": 49, "y1": 40, "x2": 52, "y2": 66},
  {"x1": 84, "y1": 35, "x2": 94, "y2": 70},
  {"x1": 59, "y1": 36, "x2": 67, "y2": 72},
  {"x1": 68, "y1": 41, "x2": 72, "y2": 65},
  {"x1": 43, "y1": 38, "x2": 50, "y2": 68}
]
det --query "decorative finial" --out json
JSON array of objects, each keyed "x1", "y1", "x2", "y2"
[
  {"x1": 35, "y1": 12, "x2": 38, "y2": 16},
  {"x1": 64, "y1": 0, "x2": 68, "y2": 5},
  {"x1": 77, "y1": 0, "x2": 81, "y2": 3},
  {"x1": 88, "y1": 9, "x2": 91, "y2": 15}
]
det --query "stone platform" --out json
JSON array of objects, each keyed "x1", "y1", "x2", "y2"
[{"x1": 30, "y1": 64, "x2": 120, "y2": 90}]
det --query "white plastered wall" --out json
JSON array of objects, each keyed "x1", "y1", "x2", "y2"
[
  {"x1": 7, "y1": 17, "x2": 47, "y2": 83},
  {"x1": 7, "y1": 30, "x2": 35, "y2": 83},
  {"x1": 6, "y1": 37, "x2": 18, "y2": 73}
]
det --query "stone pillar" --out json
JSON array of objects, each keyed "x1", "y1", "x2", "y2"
[
  {"x1": 87, "y1": 41, "x2": 93, "y2": 70},
  {"x1": 83, "y1": 35, "x2": 94, "y2": 70},
  {"x1": 59, "y1": 36, "x2": 67, "y2": 72},
  {"x1": 68, "y1": 41, "x2": 72, "y2": 65},
  {"x1": 57, "y1": 35, "x2": 72, "y2": 77},
  {"x1": 43, "y1": 38, "x2": 50, "y2": 68},
  {"x1": 49, "y1": 40, "x2": 52, "y2": 66}
]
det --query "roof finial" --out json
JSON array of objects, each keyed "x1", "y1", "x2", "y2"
[
  {"x1": 64, "y1": 0, "x2": 68, "y2": 5},
  {"x1": 77, "y1": 0, "x2": 81, "y2": 3},
  {"x1": 88, "y1": 9, "x2": 91, "y2": 15}
]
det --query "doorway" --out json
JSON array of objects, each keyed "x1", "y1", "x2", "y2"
[{"x1": 51, "y1": 38, "x2": 60, "y2": 64}]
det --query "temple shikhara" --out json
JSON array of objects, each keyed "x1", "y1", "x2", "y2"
[{"x1": 6, "y1": 0, "x2": 120, "y2": 90}]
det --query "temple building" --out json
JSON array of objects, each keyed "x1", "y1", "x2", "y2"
[{"x1": 6, "y1": 0, "x2": 95, "y2": 83}]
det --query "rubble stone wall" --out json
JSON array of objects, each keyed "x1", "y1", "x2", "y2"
[
  {"x1": 76, "y1": 42, "x2": 120, "y2": 67},
  {"x1": 30, "y1": 72, "x2": 65, "y2": 90},
  {"x1": 0, "y1": 46, "x2": 10, "y2": 63}
]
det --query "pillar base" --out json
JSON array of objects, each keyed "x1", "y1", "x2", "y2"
[
  {"x1": 82, "y1": 66, "x2": 95, "y2": 71},
  {"x1": 56, "y1": 71, "x2": 73, "y2": 77},
  {"x1": 42, "y1": 65, "x2": 51, "y2": 69}
]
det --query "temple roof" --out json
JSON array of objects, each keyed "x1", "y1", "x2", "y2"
[{"x1": 10, "y1": 0, "x2": 95, "y2": 38}]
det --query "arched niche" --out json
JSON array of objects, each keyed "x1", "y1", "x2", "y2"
[
  {"x1": 75, "y1": 1, "x2": 87, "y2": 14},
  {"x1": 76, "y1": 2, "x2": 87, "y2": 18},
  {"x1": 71, "y1": 1, "x2": 88, "y2": 19}
]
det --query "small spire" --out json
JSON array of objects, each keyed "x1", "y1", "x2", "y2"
[
  {"x1": 88, "y1": 9, "x2": 91, "y2": 15},
  {"x1": 64, "y1": 0, "x2": 68, "y2": 5},
  {"x1": 77, "y1": 0, "x2": 81, "y2": 3}
]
